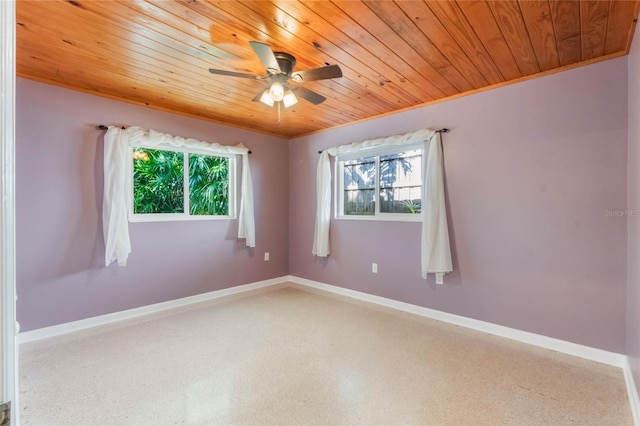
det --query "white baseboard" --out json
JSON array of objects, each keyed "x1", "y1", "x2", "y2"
[
  {"x1": 18, "y1": 276, "x2": 288, "y2": 344},
  {"x1": 287, "y1": 275, "x2": 627, "y2": 368},
  {"x1": 19, "y1": 273, "x2": 638, "y2": 423},
  {"x1": 23, "y1": 273, "x2": 626, "y2": 367},
  {"x1": 290, "y1": 275, "x2": 640, "y2": 423},
  {"x1": 624, "y1": 358, "x2": 640, "y2": 426}
]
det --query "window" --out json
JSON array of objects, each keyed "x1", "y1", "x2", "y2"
[
  {"x1": 337, "y1": 146, "x2": 423, "y2": 221},
  {"x1": 130, "y1": 146, "x2": 235, "y2": 221}
]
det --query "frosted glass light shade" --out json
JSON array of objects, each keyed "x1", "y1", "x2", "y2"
[
  {"x1": 283, "y1": 90, "x2": 298, "y2": 108},
  {"x1": 269, "y1": 82, "x2": 285, "y2": 102},
  {"x1": 259, "y1": 90, "x2": 275, "y2": 107}
]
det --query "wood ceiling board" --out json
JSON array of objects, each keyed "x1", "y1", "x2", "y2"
[
  {"x1": 17, "y1": 1, "x2": 260, "y2": 101},
  {"x1": 234, "y1": 0, "x2": 425, "y2": 106},
  {"x1": 16, "y1": 3, "x2": 320, "y2": 136},
  {"x1": 518, "y1": 0, "x2": 561, "y2": 71},
  {"x1": 550, "y1": 0, "x2": 583, "y2": 66},
  {"x1": 119, "y1": 2, "x2": 352, "y2": 132},
  {"x1": 160, "y1": 3, "x2": 381, "y2": 121},
  {"x1": 81, "y1": 1, "x2": 242, "y2": 71},
  {"x1": 120, "y1": 1, "x2": 259, "y2": 72},
  {"x1": 228, "y1": 2, "x2": 421, "y2": 110},
  {"x1": 333, "y1": 0, "x2": 458, "y2": 97},
  {"x1": 15, "y1": 0, "x2": 640, "y2": 138},
  {"x1": 298, "y1": 0, "x2": 444, "y2": 100},
  {"x1": 581, "y1": 0, "x2": 612, "y2": 60},
  {"x1": 364, "y1": 0, "x2": 475, "y2": 93},
  {"x1": 456, "y1": 0, "x2": 522, "y2": 81},
  {"x1": 17, "y1": 9, "x2": 261, "y2": 106},
  {"x1": 395, "y1": 0, "x2": 491, "y2": 89},
  {"x1": 16, "y1": 30, "x2": 283, "y2": 134},
  {"x1": 488, "y1": 0, "x2": 541, "y2": 76},
  {"x1": 186, "y1": 0, "x2": 401, "y2": 112},
  {"x1": 425, "y1": 1, "x2": 505, "y2": 85},
  {"x1": 605, "y1": 0, "x2": 640, "y2": 54}
]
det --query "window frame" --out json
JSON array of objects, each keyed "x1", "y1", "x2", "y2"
[
  {"x1": 335, "y1": 143, "x2": 424, "y2": 222},
  {"x1": 128, "y1": 144, "x2": 237, "y2": 222}
]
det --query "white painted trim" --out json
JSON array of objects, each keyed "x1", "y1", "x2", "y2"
[
  {"x1": 624, "y1": 358, "x2": 640, "y2": 426},
  {"x1": 19, "y1": 272, "x2": 637, "y2": 421},
  {"x1": 23, "y1": 274, "x2": 629, "y2": 370},
  {"x1": 287, "y1": 276, "x2": 627, "y2": 368},
  {"x1": 18, "y1": 276, "x2": 288, "y2": 344},
  {"x1": 0, "y1": 0, "x2": 17, "y2": 424},
  {"x1": 128, "y1": 148, "x2": 238, "y2": 222},
  {"x1": 336, "y1": 146, "x2": 425, "y2": 222}
]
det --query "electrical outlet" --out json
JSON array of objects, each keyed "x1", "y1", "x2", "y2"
[
  {"x1": 372, "y1": 263, "x2": 378, "y2": 273},
  {"x1": 264, "y1": 252, "x2": 270, "y2": 261}
]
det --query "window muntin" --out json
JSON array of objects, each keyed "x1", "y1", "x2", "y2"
[
  {"x1": 338, "y1": 147, "x2": 423, "y2": 221},
  {"x1": 130, "y1": 146, "x2": 235, "y2": 221}
]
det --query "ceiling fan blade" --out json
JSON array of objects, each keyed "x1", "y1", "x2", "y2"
[
  {"x1": 249, "y1": 41, "x2": 281, "y2": 73},
  {"x1": 292, "y1": 64, "x2": 342, "y2": 82},
  {"x1": 251, "y1": 89, "x2": 267, "y2": 102},
  {"x1": 208, "y1": 68, "x2": 259, "y2": 79},
  {"x1": 293, "y1": 86, "x2": 327, "y2": 105}
]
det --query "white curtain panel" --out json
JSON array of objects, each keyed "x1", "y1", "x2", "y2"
[
  {"x1": 237, "y1": 153, "x2": 255, "y2": 247},
  {"x1": 312, "y1": 150, "x2": 332, "y2": 257},
  {"x1": 421, "y1": 132, "x2": 453, "y2": 279},
  {"x1": 103, "y1": 127, "x2": 132, "y2": 267},
  {"x1": 312, "y1": 128, "x2": 452, "y2": 280},
  {"x1": 103, "y1": 126, "x2": 255, "y2": 267}
]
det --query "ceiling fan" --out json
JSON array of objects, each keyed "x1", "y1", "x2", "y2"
[{"x1": 208, "y1": 41, "x2": 343, "y2": 111}]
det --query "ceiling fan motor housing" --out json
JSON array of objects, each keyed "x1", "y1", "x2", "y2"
[{"x1": 273, "y1": 52, "x2": 296, "y2": 76}]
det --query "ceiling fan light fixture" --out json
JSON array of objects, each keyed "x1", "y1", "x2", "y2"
[
  {"x1": 269, "y1": 81, "x2": 285, "y2": 102},
  {"x1": 283, "y1": 90, "x2": 298, "y2": 108},
  {"x1": 259, "y1": 90, "x2": 275, "y2": 107},
  {"x1": 209, "y1": 41, "x2": 342, "y2": 112}
]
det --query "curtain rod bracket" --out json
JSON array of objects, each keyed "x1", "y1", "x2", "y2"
[{"x1": 96, "y1": 125, "x2": 125, "y2": 130}]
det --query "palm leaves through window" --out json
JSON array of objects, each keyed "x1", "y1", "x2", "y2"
[{"x1": 132, "y1": 147, "x2": 229, "y2": 216}]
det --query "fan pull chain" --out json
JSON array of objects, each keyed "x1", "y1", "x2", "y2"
[{"x1": 277, "y1": 101, "x2": 281, "y2": 126}]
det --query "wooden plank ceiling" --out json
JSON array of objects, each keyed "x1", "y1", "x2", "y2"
[{"x1": 16, "y1": 0, "x2": 640, "y2": 138}]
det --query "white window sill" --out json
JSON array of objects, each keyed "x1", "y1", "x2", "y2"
[
  {"x1": 336, "y1": 214, "x2": 422, "y2": 223},
  {"x1": 129, "y1": 214, "x2": 235, "y2": 223}
]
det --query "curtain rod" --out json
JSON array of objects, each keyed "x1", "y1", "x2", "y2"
[
  {"x1": 96, "y1": 125, "x2": 252, "y2": 154},
  {"x1": 317, "y1": 127, "x2": 449, "y2": 154}
]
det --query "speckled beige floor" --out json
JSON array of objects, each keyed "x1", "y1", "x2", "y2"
[{"x1": 19, "y1": 284, "x2": 632, "y2": 426}]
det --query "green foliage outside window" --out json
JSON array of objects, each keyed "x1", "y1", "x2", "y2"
[
  {"x1": 189, "y1": 154, "x2": 228, "y2": 215},
  {"x1": 133, "y1": 148, "x2": 184, "y2": 214},
  {"x1": 132, "y1": 147, "x2": 229, "y2": 216}
]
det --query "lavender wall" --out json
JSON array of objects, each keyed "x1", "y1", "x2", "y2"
[
  {"x1": 627, "y1": 28, "x2": 640, "y2": 397},
  {"x1": 16, "y1": 79, "x2": 289, "y2": 332},
  {"x1": 290, "y1": 58, "x2": 628, "y2": 353},
  {"x1": 16, "y1": 56, "x2": 632, "y2": 356}
]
